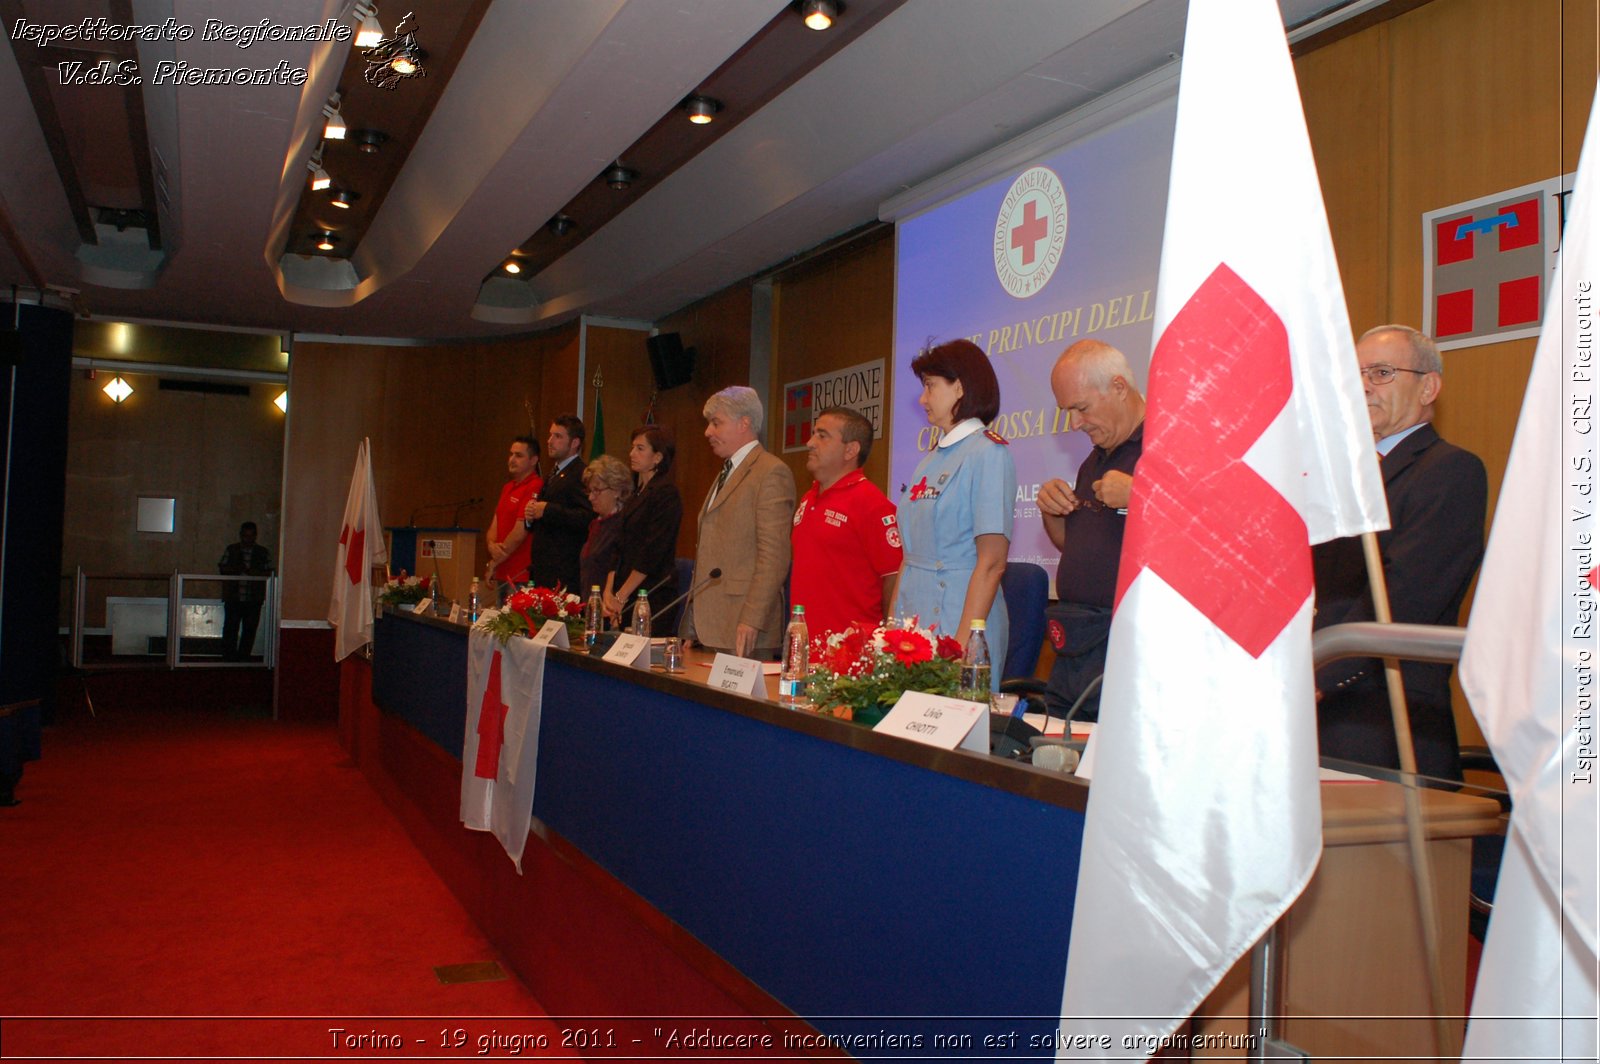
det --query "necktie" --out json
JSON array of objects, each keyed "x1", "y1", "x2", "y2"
[{"x1": 711, "y1": 459, "x2": 732, "y2": 505}]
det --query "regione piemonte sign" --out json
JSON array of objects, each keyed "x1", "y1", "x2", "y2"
[{"x1": 1422, "y1": 173, "x2": 1574, "y2": 350}]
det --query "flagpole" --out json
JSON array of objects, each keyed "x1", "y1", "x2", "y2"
[{"x1": 1359, "y1": 530, "x2": 1454, "y2": 1054}]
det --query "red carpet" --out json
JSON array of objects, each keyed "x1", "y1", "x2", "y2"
[{"x1": 0, "y1": 694, "x2": 575, "y2": 1061}]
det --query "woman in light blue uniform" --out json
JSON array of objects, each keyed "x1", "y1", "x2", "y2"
[{"x1": 892, "y1": 339, "x2": 1017, "y2": 677}]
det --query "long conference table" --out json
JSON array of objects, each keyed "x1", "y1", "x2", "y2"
[{"x1": 339, "y1": 608, "x2": 1502, "y2": 1060}]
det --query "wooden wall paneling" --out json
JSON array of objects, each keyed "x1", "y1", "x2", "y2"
[
  {"x1": 281, "y1": 342, "x2": 387, "y2": 621},
  {"x1": 657, "y1": 283, "x2": 757, "y2": 555},
  {"x1": 61, "y1": 369, "x2": 286, "y2": 626},
  {"x1": 1564, "y1": 0, "x2": 1599, "y2": 158},
  {"x1": 583, "y1": 324, "x2": 654, "y2": 467},
  {"x1": 1297, "y1": 25, "x2": 1390, "y2": 335},
  {"x1": 770, "y1": 229, "x2": 895, "y2": 494}
]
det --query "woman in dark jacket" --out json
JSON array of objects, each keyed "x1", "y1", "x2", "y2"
[
  {"x1": 603, "y1": 425, "x2": 682, "y2": 633},
  {"x1": 578, "y1": 454, "x2": 633, "y2": 600}
]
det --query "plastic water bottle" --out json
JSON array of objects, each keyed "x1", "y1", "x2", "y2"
[
  {"x1": 585, "y1": 586, "x2": 604, "y2": 649},
  {"x1": 466, "y1": 578, "x2": 481, "y2": 623},
  {"x1": 961, "y1": 619, "x2": 992, "y2": 707},
  {"x1": 632, "y1": 588, "x2": 652, "y2": 638},
  {"x1": 779, "y1": 605, "x2": 810, "y2": 707}
]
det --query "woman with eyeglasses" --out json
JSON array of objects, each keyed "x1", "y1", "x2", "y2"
[
  {"x1": 604, "y1": 425, "x2": 683, "y2": 632},
  {"x1": 578, "y1": 454, "x2": 634, "y2": 606}
]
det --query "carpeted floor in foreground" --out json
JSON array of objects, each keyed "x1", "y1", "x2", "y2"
[{"x1": 0, "y1": 694, "x2": 576, "y2": 1061}]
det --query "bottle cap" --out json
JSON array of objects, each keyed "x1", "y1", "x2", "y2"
[
  {"x1": 636, "y1": 588, "x2": 647, "y2": 597},
  {"x1": 591, "y1": 585, "x2": 601, "y2": 592},
  {"x1": 792, "y1": 604, "x2": 805, "y2": 615},
  {"x1": 970, "y1": 619, "x2": 986, "y2": 630}
]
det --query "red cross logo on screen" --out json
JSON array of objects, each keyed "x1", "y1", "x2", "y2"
[
  {"x1": 1115, "y1": 263, "x2": 1312, "y2": 658},
  {"x1": 1011, "y1": 199, "x2": 1049, "y2": 266}
]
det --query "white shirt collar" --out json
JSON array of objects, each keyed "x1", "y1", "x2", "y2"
[
  {"x1": 554, "y1": 453, "x2": 579, "y2": 473},
  {"x1": 726, "y1": 438, "x2": 760, "y2": 470},
  {"x1": 1376, "y1": 422, "x2": 1427, "y2": 457},
  {"x1": 937, "y1": 418, "x2": 985, "y2": 449}
]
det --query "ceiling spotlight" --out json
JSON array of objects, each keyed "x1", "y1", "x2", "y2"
[
  {"x1": 103, "y1": 375, "x2": 132, "y2": 403},
  {"x1": 684, "y1": 95, "x2": 721, "y2": 125},
  {"x1": 548, "y1": 214, "x2": 574, "y2": 236},
  {"x1": 352, "y1": 129, "x2": 388, "y2": 154},
  {"x1": 363, "y1": 11, "x2": 427, "y2": 89},
  {"x1": 605, "y1": 163, "x2": 638, "y2": 190},
  {"x1": 800, "y1": 0, "x2": 837, "y2": 30},
  {"x1": 315, "y1": 231, "x2": 339, "y2": 251},
  {"x1": 353, "y1": 1, "x2": 384, "y2": 48},
  {"x1": 306, "y1": 145, "x2": 331, "y2": 190},
  {"x1": 503, "y1": 260, "x2": 521, "y2": 275},
  {"x1": 322, "y1": 93, "x2": 346, "y2": 139},
  {"x1": 330, "y1": 190, "x2": 359, "y2": 209}
]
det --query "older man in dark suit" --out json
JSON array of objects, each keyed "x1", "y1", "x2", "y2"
[
  {"x1": 684, "y1": 386, "x2": 796, "y2": 659},
  {"x1": 523, "y1": 415, "x2": 593, "y2": 591},
  {"x1": 1313, "y1": 325, "x2": 1488, "y2": 780}
]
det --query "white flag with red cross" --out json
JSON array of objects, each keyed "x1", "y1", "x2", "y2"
[
  {"x1": 1057, "y1": 0, "x2": 1388, "y2": 1053},
  {"x1": 329, "y1": 438, "x2": 387, "y2": 662}
]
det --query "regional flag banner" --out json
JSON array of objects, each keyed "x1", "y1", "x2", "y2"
[
  {"x1": 1458, "y1": 83, "x2": 1600, "y2": 1063},
  {"x1": 1058, "y1": 0, "x2": 1387, "y2": 1054},
  {"x1": 328, "y1": 438, "x2": 388, "y2": 662},
  {"x1": 462, "y1": 628, "x2": 547, "y2": 872}
]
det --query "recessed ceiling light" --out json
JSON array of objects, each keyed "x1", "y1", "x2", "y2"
[
  {"x1": 504, "y1": 260, "x2": 521, "y2": 275},
  {"x1": 330, "y1": 190, "x2": 358, "y2": 209},
  {"x1": 315, "y1": 231, "x2": 339, "y2": 251},
  {"x1": 352, "y1": 129, "x2": 388, "y2": 154},
  {"x1": 548, "y1": 214, "x2": 574, "y2": 236},
  {"x1": 605, "y1": 164, "x2": 638, "y2": 190},
  {"x1": 801, "y1": 0, "x2": 837, "y2": 30},
  {"x1": 685, "y1": 95, "x2": 721, "y2": 125}
]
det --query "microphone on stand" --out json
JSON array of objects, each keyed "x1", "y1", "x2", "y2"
[{"x1": 663, "y1": 567, "x2": 722, "y2": 638}]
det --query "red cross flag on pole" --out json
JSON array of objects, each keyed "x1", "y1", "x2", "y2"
[
  {"x1": 328, "y1": 438, "x2": 387, "y2": 662},
  {"x1": 1458, "y1": 83, "x2": 1600, "y2": 1063},
  {"x1": 1057, "y1": 0, "x2": 1388, "y2": 1052}
]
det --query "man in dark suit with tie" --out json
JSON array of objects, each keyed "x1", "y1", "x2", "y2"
[
  {"x1": 523, "y1": 415, "x2": 594, "y2": 591},
  {"x1": 684, "y1": 386, "x2": 797, "y2": 659},
  {"x1": 1313, "y1": 325, "x2": 1488, "y2": 780}
]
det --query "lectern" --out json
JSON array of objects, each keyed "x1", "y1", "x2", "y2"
[{"x1": 384, "y1": 527, "x2": 480, "y2": 603}]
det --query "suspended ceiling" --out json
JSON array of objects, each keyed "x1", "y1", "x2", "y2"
[{"x1": 0, "y1": 0, "x2": 1375, "y2": 342}]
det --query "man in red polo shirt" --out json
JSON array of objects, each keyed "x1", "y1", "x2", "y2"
[
  {"x1": 790, "y1": 406, "x2": 902, "y2": 639},
  {"x1": 487, "y1": 435, "x2": 544, "y2": 590}
]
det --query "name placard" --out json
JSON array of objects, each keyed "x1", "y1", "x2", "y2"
[
  {"x1": 874, "y1": 692, "x2": 988, "y2": 752},
  {"x1": 530, "y1": 619, "x2": 570, "y2": 649},
  {"x1": 447, "y1": 603, "x2": 463, "y2": 625},
  {"x1": 708, "y1": 653, "x2": 764, "y2": 697},
  {"x1": 412, "y1": 597, "x2": 433, "y2": 615},
  {"x1": 603, "y1": 633, "x2": 652, "y2": 669}
]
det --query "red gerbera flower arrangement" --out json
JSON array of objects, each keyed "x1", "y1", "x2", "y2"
[{"x1": 805, "y1": 618, "x2": 966, "y2": 725}]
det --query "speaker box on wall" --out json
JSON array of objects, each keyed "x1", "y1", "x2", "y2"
[{"x1": 645, "y1": 332, "x2": 696, "y2": 391}]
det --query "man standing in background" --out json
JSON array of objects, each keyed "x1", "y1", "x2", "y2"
[
  {"x1": 218, "y1": 521, "x2": 272, "y2": 661},
  {"x1": 488, "y1": 436, "x2": 543, "y2": 593},
  {"x1": 523, "y1": 415, "x2": 593, "y2": 591},
  {"x1": 684, "y1": 386, "x2": 796, "y2": 658},
  {"x1": 790, "y1": 406, "x2": 901, "y2": 640}
]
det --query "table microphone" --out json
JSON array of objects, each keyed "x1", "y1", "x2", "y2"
[{"x1": 654, "y1": 567, "x2": 721, "y2": 626}]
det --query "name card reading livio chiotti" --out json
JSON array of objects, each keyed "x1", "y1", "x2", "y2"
[
  {"x1": 874, "y1": 692, "x2": 988, "y2": 752},
  {"x1": 708, "y1": 653, "x2": 764, "y2": 697},
  {"x1": 412, "y1": 597, "x2": 433, "y2": 615},
  {"x1": 603, "y1": 633, "x2": 651, "y2": 669},
  {"x1": 530, "y1": 619, "x2": 570, "y2": 648}
]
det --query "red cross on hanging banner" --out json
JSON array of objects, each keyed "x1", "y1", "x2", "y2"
[
  {"x1": 1011, "y1": 198, "x2": 1049, "y2": 265},
  {"x1": 474, "y1": 649, "x2": 508, "y2": 779},
  {"x1": 339, "y1": 523, "x2": 365, "y2": 585},
  {"x1": 1114, "y1": 263, "x2": 1312, "y2": 659}
]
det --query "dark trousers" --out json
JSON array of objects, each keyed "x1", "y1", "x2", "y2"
[
  {"x1": 1317, "y1": 679, "x2": 1463, "y2": 781},
  {"x1": 1043, "y1": 602, "x2": 1113, "y2": 722},
  {"x1": 222, "y1": 601, "x2": 263, "y2": 660}
]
